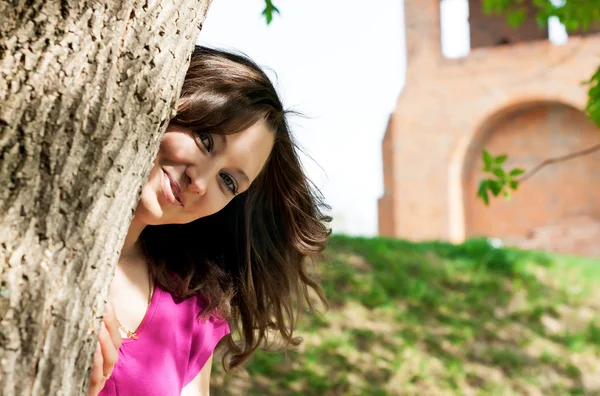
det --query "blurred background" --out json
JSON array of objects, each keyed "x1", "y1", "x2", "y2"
[{"x1": 199, "y1": 0, "x2": 600, "y2": 394}]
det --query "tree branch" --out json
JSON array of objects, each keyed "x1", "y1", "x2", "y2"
[{"x1": 518, "y1": 143, "x2": 600, "y2": 183}]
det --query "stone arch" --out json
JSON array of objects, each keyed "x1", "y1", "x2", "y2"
[
  {"x1": 447, "y1": 94, "x2": 585, "y2": 244},
  {"x1": 460, "y1": 100, "x2": 600, "y2": 256}
]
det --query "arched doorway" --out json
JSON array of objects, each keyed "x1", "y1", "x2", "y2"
[{"x1": 463, "y1": 101, "x2": 600, "y2": 256}]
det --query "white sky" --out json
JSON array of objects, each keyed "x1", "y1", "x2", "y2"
[{"x1": 198, "y1": 0, "x2": 567, "y2": 237}]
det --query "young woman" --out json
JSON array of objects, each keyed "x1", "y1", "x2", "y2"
[{"x1": 88, "y1": 46, "x2": 331, "y2": 395}]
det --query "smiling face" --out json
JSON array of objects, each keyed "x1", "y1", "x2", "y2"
[{"x1": 134, "y1": 118, "x2": 275, "y2": 226}]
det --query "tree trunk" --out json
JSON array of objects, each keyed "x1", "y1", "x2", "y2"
[{"x1": 0, "y1": 0, "x2": 211, "y2": 394}]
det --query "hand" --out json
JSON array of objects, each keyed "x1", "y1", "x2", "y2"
[{"x1": 88, "y1": 301, "x2": 122, "y2": 396}]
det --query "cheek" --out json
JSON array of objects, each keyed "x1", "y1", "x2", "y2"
[
  {"x1": 157, "y1": 139, "x2": 178, "y2": 161},
  {"x1": 187, "y1": 191, "x2": 231, "y2": 221},
  {"x1": 157, "y1": 133, "x2": 195, "y2": 163}
]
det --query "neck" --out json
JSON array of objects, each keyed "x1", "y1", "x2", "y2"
[{"x1": 120, "y1": 216, "x2": 146, "y2": 262}]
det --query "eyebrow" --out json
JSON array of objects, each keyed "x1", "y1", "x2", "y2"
[{"x1": 216, "y1": 134, "x2": 250, "y2": 185}]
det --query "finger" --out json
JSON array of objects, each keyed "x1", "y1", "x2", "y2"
[
  {"x1": 99, "y1": 322, "x2": 119, "y2": 377},
  {"x1": 103, "y1": 302, "x2": 122, "y2": 349},
  {"x1": 89, "y1": 342, "x2": 104, "y2": 393}
]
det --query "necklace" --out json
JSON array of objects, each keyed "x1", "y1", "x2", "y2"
[
  {"x1": 115, "y1": 244, "x2": 154, "y2": 340},
  {"x1": 116, "y1": 268, "x2": 153, "y2": 340}
]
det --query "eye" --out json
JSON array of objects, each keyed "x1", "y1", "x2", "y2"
[
  {"x1": 196, "y1": 132, "x2": 213, "y2": 153},
  {"x1": 220, "y1": 172, "x2": 238, "y2": 195}
]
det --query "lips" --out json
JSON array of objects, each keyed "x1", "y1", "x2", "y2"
[{"x1": 161, "y1": 169, "x2": 184, "y2": 206}]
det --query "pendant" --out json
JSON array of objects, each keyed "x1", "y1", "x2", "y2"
[{"x1": 127, "y1": 330, "x2": 138, "y2": 340}]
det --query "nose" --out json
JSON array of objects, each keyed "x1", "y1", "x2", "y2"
[{"x1": 186, "y1": 168, "x2": 208, "y2": 196}]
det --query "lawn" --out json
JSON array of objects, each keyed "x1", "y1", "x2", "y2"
[{"x1": 211, "y1": 235, "x2": 600, "y2": 395}]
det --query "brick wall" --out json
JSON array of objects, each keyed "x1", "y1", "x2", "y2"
[
  {"x1": 378, "y1": 0, "x2": 600, "y2": 257},
  {"x1": 378, "y1": 113, "x2": 397, "y2": 237},
  {"x1": 464, "y1": 102, "x2": 600, "y2": 256}
]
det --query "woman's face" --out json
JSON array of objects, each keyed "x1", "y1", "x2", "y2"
[{"x1": 135, "y1": 118, "x2": 275, "y2": 226}]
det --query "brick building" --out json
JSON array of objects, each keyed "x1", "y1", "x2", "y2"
[{"x1": 378, "y1": 1, "x2": 600, "y2": 256}]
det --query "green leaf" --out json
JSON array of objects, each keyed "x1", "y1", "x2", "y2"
[
  {"x1": 509, "y1": 168, "x2": 525, "y2": 177},
  {"x1": 585, "y1": 66, "x2": 600, "y2": 128},
  {"x1": 535, "y1": 13, "x2": 549, "y2": 28},
  {"x1": 493, "y1": 168, "x2": 506, "y2": 179},
  {"x1": 482, "y1": 150, "x2": 493, "y2": 170},
  {"x1": 563, "y1": 19, "x2": 580, "y2": 31},
  {"x1": 489, "y1": 180, "x2": 503, "y2": 197},
  {"x1": 507, "y1": 8, "x2": 527, "y2": 28},
  {"x1": 495, "y1": 154, "x2": 508, "y2": 165},
  {"x1": 262, "y1": 0, "x2": 280, "y2": 25},
  {"x1": 509, "y1": 180, "x2": 519, "y2": 190},
  {"x1": 477, "y1": 181, "x2": 490, "y2": 206}
]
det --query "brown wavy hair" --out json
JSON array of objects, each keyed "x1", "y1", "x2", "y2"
[{"x1": 141, "y1": 46, "x2": 331, "y2": 370}]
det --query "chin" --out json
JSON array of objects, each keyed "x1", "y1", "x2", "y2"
[{"x1": 133, "y1": 201, "x2": 162, "y2": 226}]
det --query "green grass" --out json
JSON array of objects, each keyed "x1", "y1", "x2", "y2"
[{"x1": 211, "y1": 235, "x2": 600, "y2": 395}]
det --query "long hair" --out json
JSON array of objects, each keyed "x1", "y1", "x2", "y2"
[{"x1": 141, "y1": 46, "x2": 331, "y2": 370}]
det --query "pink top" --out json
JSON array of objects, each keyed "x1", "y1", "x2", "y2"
[{"x1": 99, "y1": 284, "x2": 230, "y2": 396}]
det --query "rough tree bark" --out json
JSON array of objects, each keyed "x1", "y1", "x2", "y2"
[{"x1": 0, "y1": 0, "x2": 211, "y2": 394}]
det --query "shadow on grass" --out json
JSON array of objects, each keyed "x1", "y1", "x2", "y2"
[{"x1": 211, "y1": 235, "x2": 600, "y2": 395}]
